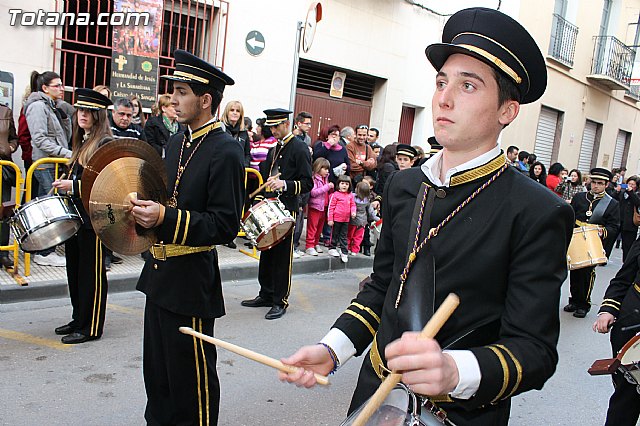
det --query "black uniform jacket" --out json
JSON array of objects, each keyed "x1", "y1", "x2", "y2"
[
  {"x1": 333, "y1": 154, "x2": 575, "y2": 415},
  {"x1": 137, "y1": 121, "x2": 245, "y2": 318},
  {"x1": 599, "y1": 238, "x2": 640, "y2": 324},
  {"x1": 570, "y1": 191, "x2": 620, "y2": 243},
  {"x1": 255, "y1": 132, "x2": 312, "y2": 212}
]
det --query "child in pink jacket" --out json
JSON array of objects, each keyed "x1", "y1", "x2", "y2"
[
  {"x1": 305, "y1": 158, "x2": 333, "y2": 256},
  {"x1": 327, "y1": 175, "x2": 356, "y2": 263}
]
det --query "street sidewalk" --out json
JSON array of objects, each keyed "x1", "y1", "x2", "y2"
[{"x1": 0, "y1": 239, "x2": 374, "y2": 303}]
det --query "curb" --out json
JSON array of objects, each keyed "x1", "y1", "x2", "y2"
[{"x1": 0, "y1": 255, "x2": 374, "y2": 304}]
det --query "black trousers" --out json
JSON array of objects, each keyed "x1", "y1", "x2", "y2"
[
  {"x1": 143, "y1": 299, "x2": 220, "y2": 426},
  {"x1": 569, "y1": 266, "x2": 596, "y2": 310},
  {"x1": 258, "y1": 218, "x2": 294, "y2": 308},
  {"x1": 0, "y1": 177, "x2": 11, "y2": 256},
  {"x1": 64, "y1": 228, "x2": 108, "y2": 337},
  {"x1": 604, "y1": 323, "x2": 640, "y2": 426},
  {"x1": 620, "y1": 230, "x2": 638, "y2": 262},
  {"x1": 330, "y1": 221, "x2": 349, "y2": 254}
]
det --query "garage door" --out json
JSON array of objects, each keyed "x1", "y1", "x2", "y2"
[
  {"x1": 612, "y1": 130, "x2": 628, "y2": 169},
  {"x1": 578, "y1": 120, "x2": 598, "y2": 173},
  {"x1": 534, "y1": 106, "x2": 559, "y2": 167}
]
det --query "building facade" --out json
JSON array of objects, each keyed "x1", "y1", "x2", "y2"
[
  {"x1": 504, "y1": 0, "x2": 640, "y2": 175},
  {"x1": 2, "y1": 0, "x2": 640, "y2": 174}
]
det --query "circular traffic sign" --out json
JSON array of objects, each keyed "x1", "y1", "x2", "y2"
[{"x1": 245, "y1": 31, "x2": 265, "y2": 56}]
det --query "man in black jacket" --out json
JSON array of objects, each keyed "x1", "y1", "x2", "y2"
[
  {"x1": 593, "y1": 238, "x2": 640, "y2": 426},
  {"x1": 279, "y1": 8, "x2": 574, "y2": 425},
  {"x1": 566, "y1": 168, "x2": 620, "y2": 318},
  {"x1": 110, "y1": 98, "x2": 145, "y2": 139},
  {"x1": 241, "y1": 108, "x2": 312, "y2": 320},
  {"x1": 130, "y1": 49, "x2": 245, "y2": 426}
]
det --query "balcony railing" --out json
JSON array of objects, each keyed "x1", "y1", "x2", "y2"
[
  {"x1": 587, "y1": 36, "x2": 634, "y2": 90},
  {"x1": 625, "y1": 85, "x2": 640, "y2": 101},
  {"x1": 548, "y1": 14, "x2": 578, "y2": 67}
]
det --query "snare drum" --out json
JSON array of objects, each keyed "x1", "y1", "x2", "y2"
[
  {"x1": 566, "y1": 225, "x2": 607, "y2": 270},
  {"x1": 10, "y1": 194, "x2": 83, "y2": 252},
  {"x1": 618, "y1": 334, "x2": 640, "y2": 387},
  {"x1": 241, "y1": 198, "x2": 294, "y2": 251},
  {"x1": 340, "y1": 384, "x2": 455, "y2": 426}
]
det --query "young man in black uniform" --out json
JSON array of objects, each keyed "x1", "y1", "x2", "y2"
[
  {"x1": 241, "y1": 108, "x2": 312, "y2": 320},
  {"x1": 594, "y1": 238, "x2": 640, "y2": 425},
  {"x1": 565, "y1": 168, "x2": 620, "y2": 318},
  {"x1": 130, "y1": 49, "x2": 245, "y2": 425},
  {"x1": 279, "y1": 8, "x2": 575, "y2": 425}
]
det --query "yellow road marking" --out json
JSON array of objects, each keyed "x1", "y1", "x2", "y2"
[
  {"x1": 293, "y1": 288, "x2": 314, "y2": 313},
  {"x1": 107, "y1": 303, "x2": 143, "y2": 316},
  {"x1": 0, "y1": 328, "x2": 70, "y2": 351}
]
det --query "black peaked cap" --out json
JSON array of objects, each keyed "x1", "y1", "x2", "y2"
[{"x1": 425, "y1": 7, "x2": 546, "y2": 104}]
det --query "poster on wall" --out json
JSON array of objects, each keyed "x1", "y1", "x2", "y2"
[{"x1": 111, "y1": 0, "x2": 163, "y2": 109}]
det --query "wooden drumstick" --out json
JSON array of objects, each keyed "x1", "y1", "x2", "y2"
[
  {"x1": 249, "y1": 173, "x2": 281, "y2": 199},
  {"x1": 352, "y1": 293, "x2": 460, "y2": 426},
  {"x1": 47, "y1": 173, "x2": 67, "y2": 196},
  {"x1": 179, "y1": 326, "x2": 330, "y2": 386}
]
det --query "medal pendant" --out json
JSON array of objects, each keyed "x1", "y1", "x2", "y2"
[
  {"x1": 167, "y1": 197, "x2": 177, "y2": 208},
  {"x1": 186, "y1": 142, "x2": 191, "y2": 148},
  {"x1": 586, "y1": 210, "x2": 592, "y2": 217}
]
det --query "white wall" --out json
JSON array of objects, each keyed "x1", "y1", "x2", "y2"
[{"x1": 220, "y1": 0, "x2": 450, "y2": 148}]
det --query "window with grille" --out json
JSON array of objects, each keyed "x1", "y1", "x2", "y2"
[{"x1": 54, "y1": 0, "x2": 227, "y2": 99}]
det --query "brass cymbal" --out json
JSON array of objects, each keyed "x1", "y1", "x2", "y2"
[
  {"x1": 89, "y1": 157, "x2": 167, "y2": 255},
  {"x1": 82, "y1": 138, "x2": 166, "y2": 213}
]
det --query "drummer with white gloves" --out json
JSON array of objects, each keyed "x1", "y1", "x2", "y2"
[
  {"x1": 593, "y1": 237, "x2": 640, "y2": 425},
  {"x1": 565, "y1": 167, "x2": 620, "y2": 319}
]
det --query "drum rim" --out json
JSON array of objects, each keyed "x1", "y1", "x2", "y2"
[{"x1": 619, "y1": 335, "x2": 640, "y2": 363}]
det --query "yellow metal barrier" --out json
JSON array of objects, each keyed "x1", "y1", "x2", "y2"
[
  {"x1": 0, "y1": 160, "x2": 22, "y2": 281},
  {"x1": 22, "y1": 158, "x2": 69, "y2": 277},
  {"x1": 238, "y1": 167, "x2": 263, "y2": 260}
]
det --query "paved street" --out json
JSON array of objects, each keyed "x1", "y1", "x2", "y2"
[{"x1": 0, "y1": 254, "x2": 628, "y2": 425}]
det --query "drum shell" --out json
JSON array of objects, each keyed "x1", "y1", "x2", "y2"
[
  {"x1": 618, "y1": 335, "x2": 640, "y2": 385},
  {"x1": 241, "y1": 198, "x2": 294, "y2": 251},
  {"x1": 566, "y1": 225, "x2": 607, "y2": 270},
  {"x1": 10, "y1": 194, "x2": 83, "y2": 252},
  {"x1": 340, "y1": 384, "x2": 444, "y2": 426}
]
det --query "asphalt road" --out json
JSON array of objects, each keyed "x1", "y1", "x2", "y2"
[{"x1": 0, "y1": 256, "x2": 629, "y2": 425}]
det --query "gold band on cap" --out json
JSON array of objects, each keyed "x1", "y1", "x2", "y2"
[
  {"x1": 173, "y1": 70, "x2": 209, "y2": 84},
  {"x1": 75, "y1": 101, "x2": 107, "y2": 109},
  {"x1": 458, "y1": 44, "x2": 522, "y2": 84},
  {"x1": 589, "y1": 174, "x2": 610, "y2": 181},
  {"x1": 265, "y1": 118, "x2": 288, "y2": 126}
]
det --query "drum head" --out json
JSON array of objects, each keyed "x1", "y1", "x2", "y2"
[
  {"x1": 255, "y1": 220, "x2": 294, "y2": 251},
  {"x1": 341, "y1": 387, "x2": 409, "y2": 426},
  {"x1": 620, "y1": 335, "x2": 640, "y2": 364}
]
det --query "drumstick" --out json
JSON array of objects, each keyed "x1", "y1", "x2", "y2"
[
  {"x1": 179, "y1": 326, "x2": 330, "y2": 386},
  {"x1": 351, "y1": 293, "x2": 460, "y2": 426},
  {"x1": 249, "y1": 173, "x2": 281, "y2": 199},
  {"x1": 47, "y1": 173, "x2": 67, "y2": 196}
]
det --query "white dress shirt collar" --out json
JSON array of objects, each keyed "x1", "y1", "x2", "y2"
[{"x1": 421, "y1": 144, "x2": 501, "y2": 187}]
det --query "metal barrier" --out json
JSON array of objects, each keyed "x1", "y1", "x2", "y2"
[
  {"x1": 10, "y1": 162, "x2": 262, "y2": 278},
  {"x1": 0, "y1": 160, "x2": 22, "y2": 278},
  {"x1": 239, "y1": 167, "x2": 263, "y2": 260},
  {"x1": 22, "y1": 158, "x2": 70, "y2": 277}
]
